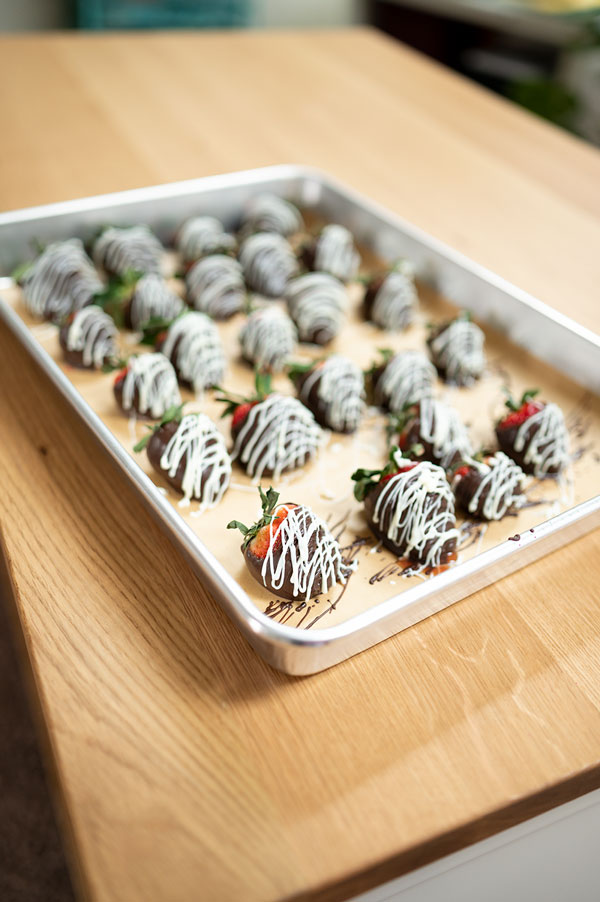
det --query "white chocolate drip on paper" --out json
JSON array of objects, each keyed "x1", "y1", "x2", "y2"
[
  {"x1": 159, "y1": 413, "x2": 231, "y2": 509},
  {"x1": 430, "y1": 318, "x2": 485, "y2": 384},
  {"x1": 455, "y1": 452, "x2": 525, "y2": 520},
  {"x1": 300, "y1": 355, "x2": 365, "y2": 433},
  {"x1": 371, "y1": 263, "x2": 417, "y2": 330},
  {"x1": 22, "y1": 239, "x2": 102, "y2": 322},
  {"x1": 241, "y1": 194, "x2": 303, "y2": 237},
  {"x1": 262, "y1": 504, "x2": 355, "y2": 601},
  {"x1": 375, "y1": 350, "x2": 436, "y2": 413},
  {"x1": 232, "y1": 394, "x2": 322, "y2": 481},
  {"x1": 65, "y1": 305, "x2": 118, "y2": 368},
  {"x1": 162, "y1": 312, "x2": 225, "y2": 393},
  {"x1": 129, "y1": 273, "x2": 184, "y2": 330},
  {"x1": 414, "y1": 397, "x2": 472, "y2": 470},
  {"x1": 176, "y1": 217, "x2": 236, "y2": 262},
  {"x1": 285, "y1": 272, "x2": 347, "y2": 342},
  {"x1": 313, "y1": 224, "x2": 360, "y2": 282},
  {"x1": 186, "y1": 254, "x2": 245, "y2": 319},
  {"x1": 373, "y1": 458, "x2": 458, "y2": 567},
  {"x1": 121, "y1": 353, "x2": 181, "y2": 418},
  {"x1": 93, "y1": 225, "x2": 163, "y2": 277},
  {"x1": 239, "y1": 307, "x2": 297, "y2": 372},
  {"x1": 514, "y1": 403, "x2": 570, "y2": 476},
  {"x1": 239, "y1": 232, "x2": 298, "y2": 297}
]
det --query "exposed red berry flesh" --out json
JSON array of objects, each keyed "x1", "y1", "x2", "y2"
[
  {"x1": 381, "y1": 461, "x2": 418, "y2": 483},
  {"x1": 232, "y1": 400, "x2": 260, "y2": 430},
  {"x1": 114, "y1": 366, "x2": 128, "y2": 386},
  {"x1": 248, "y1": 503, "x2": 296, "y2": 559},
  {"x1": 499, "y1": 400, "x2": 544, "y2": 430},
  {"x1": 453, "y1": 465, "x2": 471, "y2": 479}
]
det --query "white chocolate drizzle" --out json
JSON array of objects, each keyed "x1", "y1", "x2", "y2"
[
  {"x1": 65, "y1": 305, "x2": 118, "y2": 368},
  {"x1": 239, "y1": 232, "x2": 299, "y2": 297},
  {"x1": 186, "y1": 254, "x2": 245, "y2": 319},
  {"x1": 375, "y1": 350, "x2": 436, "y2": 413},
  {"x1": 261, "y1": 503, "x2": 355, "y2": 601},
  {"x1": 120, "y1": 353, "x2": 181, "y2": 418},
  {"x1": 241, "y1": 193, "x2": 303, "y2": 237},
  {"x1": 313, "y1": 224, "x2": 360, "y2": 282},
  {"x1": 372, "y1": 458, "x2": 458, "y2": 567},
  {"x1": 299, "y1": 355, "x2": 365, "y2": 433},
  {"x1": 430, "y1": 318, "x2": 485, "y2": 385},
  {"x1": 411, "y1": 397, "x2": 472, "y2": 470},
  {"x1": 21, "y1": 239, "x2": 102, "y2": 322},
  {"x1": 285, "y1": 272, "x2": 347, "y2": 343},
  {"x1": 232, "y1": 394, "x2": 322, "y2": 481},
  {"x1": 93, "y1": 225, "x2": 163, "y2": 277},
  {"x1": 129, "y1": 273, "x2": 184, "y2": 330},
  {"x1": 161, "y1": 312, "x2": 225, "y2": 393},
  {"x1": 158, "y1": 413, "x2": 231, "y2": 510},
  {"x1": 371, "y1": 262, "x2": 417, "y2": 330},
  {"x1": 239, "y1": 307, "x2": 297, "y2": 372},
  {"x1": 453, "y1": 452, "x2": 525, "y2": 520},
  {"x1": 514, "y1": 403, "x2": 570, "y2": 476},
  {"x1": 176, "y1": 216, "x2": 236, "y2": 262}
]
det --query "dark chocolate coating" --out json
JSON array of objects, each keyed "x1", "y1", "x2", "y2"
[
  {"x1": 242, "y1": 504, "x2": 351, "y2": 599},
  {"x1": 363, "y1": 478, "x2": 456, "y2": 565},
  {"x1": 427, "y1": 321, "x2": 482, "y2": 387},
  {"x1": 58, "y1": 318, "x2": 113, "y2": 370},
  {"x1": 293, "y1": 368, "x2": 358, "y2": 434},
  {"x1": 231, "y1": 407, "x2": 313, "y2": 476},
  {"x1": 113, "y1": 374, "x2": 154, "y2": 420},
  {"x1": 299, "y1": 243, "x2": 316, "y2": 273},
  {"x1": 363, "y1": 276, "x2": 384, "y2": 321},
  {"x1": 146, "y1": 420, "x2": 227, "y2": 499},
  {"x1": 453, "y1": 461, "x2": 522, "y2": 519},
  {"x1": 495, "y1": 414, "x2": 560, "y2": 475},
  {"x1": 397, "y1": 404, "x2": 462, "y2": 471}
]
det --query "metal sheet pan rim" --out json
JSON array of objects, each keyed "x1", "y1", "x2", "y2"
[{"x1": 1, "y1": 165, "x2": 599, "y2": 674}]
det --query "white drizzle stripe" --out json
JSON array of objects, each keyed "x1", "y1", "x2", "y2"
[
  {"x1": 430, "y1": 319, "x2": 485, "y2": 384},
  {"x1": 514, "y1": 403, "x2": 570, "y2": 476},
  {"x1": 239, "y1": 232, "x2": 299, "y2": 297},
  {"x1": 371, "y1": 266, "x2": 417, "y2": 330},
  {"x1": 373, "y1": 459, "x2": 458, "y2": 567},
  {"x1": 285, "y1": 273, "x2": 347, "y2": 342},
  {"x1": 161, "y1": 312, "x2": 225, "y2": 392},
  {"x1": 93, "y1": 226, "x2": 163, "y2": 277},
  {"x1": 300, "y1": 355, "x2": 365, "y2": 432},
  {"x1": 129, "y1": 274, "x2": 184, "y2": 329},
  {"x1": 239, "y1": 308, "x2": 297, "y2": 372},
  {"x1": 176, "y1": 217, "x2": 236, "y2": 262},
  {"x1": 186, "y1": 255, "x2": 245, "y2": 318},
  {"x1": 232, "y1": 394, "x2": 322, "y2": 481},
  {"x1": 375, "y1": 351, "x2": 436, "y2": 413},
  {"x1": 22, "y1": 239, "x2": 102, "y2": 321},
  {"x1": 241, "y1": 194, "x2": 303, "y2": 237},
  {"x1": 262, "y1": 504, "x2": 355, "y2": 601},
  {"x1": 412, "y1": 398, "x2": 472, "y2": 470},
  {"x1": 65, "y1": 305, "x2": 118, "y2": 368},
  {"x1": 158, "y1": 414, "x2": 231, "y2": 510},
  {"x1": 121, "y1": 353, "x2": 181, "y2": 418},
  {"x1": 313, "y1": 225, "x2": 360, "y2": 282},
  {"x1": 454, "y1": 452, "x2": 525, "y2": 520}
]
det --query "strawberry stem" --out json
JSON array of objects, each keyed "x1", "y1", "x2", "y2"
[{"x1": 133, "y1": 403, "x2": 185, "y2": 453}]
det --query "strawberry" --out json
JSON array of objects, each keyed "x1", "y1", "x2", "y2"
[
  {"x1": 497, "y1": 389, "x2": 542, "y2": 430},
  {"x1": 381, "y1": 461, "x2": 418, "y2": 483},
  {"x1": 231, "y1": 400, "x2": 259, "y2": 431},
  {"x1": 228, "y1": 487, "x2": 296, "y2": 559},
  {"x1": 114, "y1": 365, "x2": 128, "y2": 386},
  {"x1": 352, "y1": 446, "x2": 417, "y2": 501},
  {"x1": 453, "y1": 464, "x2": 471, "y2": 479}
]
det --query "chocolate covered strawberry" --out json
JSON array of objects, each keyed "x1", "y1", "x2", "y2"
[
  {"x1": 392, "y1": 398, "x2": 472, "y2": 471},
  {"x1": 495, "y1": 389, "x2": 569, "y2": 476},
  {"x1": 134, "y1": 405, "x2": 231, "y2": 510},
  {"x1": 228, "y1": 487, "x2": 355, "y2": 600},
  {"x1": 59, "y1": 305, "x2": 118, "y2": 370},
  {"x1": 113, "y1": 353, "x2": 181, "y2": 419},
  {"x1": 289, "y1": 355, "x2": 365, "y2": 433},
  {"x1": 216, "y1": 373, "x2": 323, "y2": 481},
  {"x1": 451, "y1": 451, "x2": 525, "y2": 520},
  {"x1": 363, "y1": 260, "x2": 417, "y2": 331},
  {"x1": 427, "y1": 312, "x2": 485, "y2": 386},
  {"x1": 366, "y1": 349, "x2": 435, "y2": 414},
  {"x1": 352, "y1": 448, "x2": 458, "y2": 567}
]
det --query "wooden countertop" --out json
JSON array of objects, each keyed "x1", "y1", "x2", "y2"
[{"x1": 1, "y1": 28, "x2": 600, "y2": 902}]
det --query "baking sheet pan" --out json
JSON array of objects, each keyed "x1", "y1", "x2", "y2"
[{"x1": 1, "y1": 165, "x2": 599, "y2": 674}]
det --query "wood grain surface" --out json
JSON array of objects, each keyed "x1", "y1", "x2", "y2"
[{"x1": 1, "y1": 28, "x2": 600, "y2": 902}]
